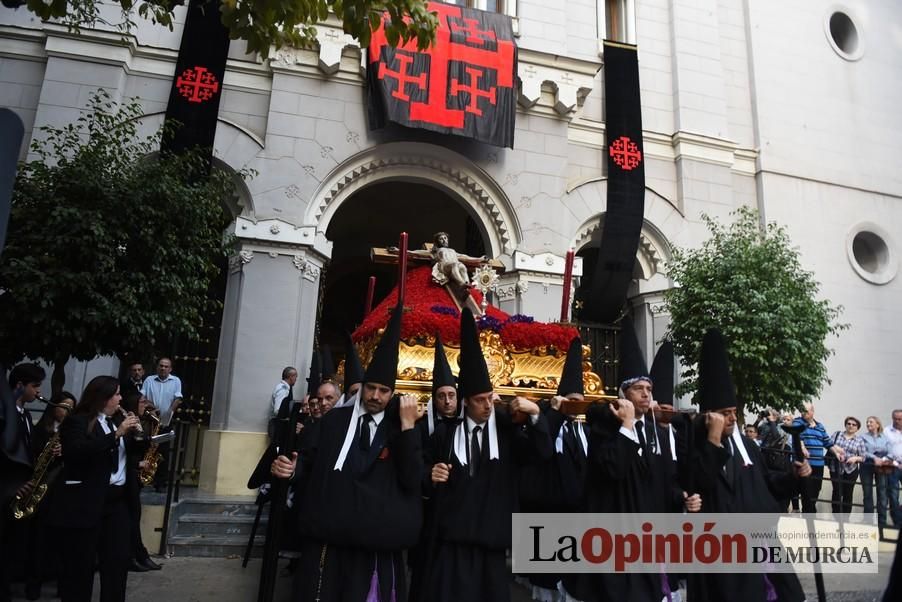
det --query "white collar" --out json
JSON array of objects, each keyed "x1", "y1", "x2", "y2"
[
  {"x1": 334, "y1": 392, "x2": 382, "y2": 471},
  {"x1": 729, "y1": 429, "x2": 753, "y2": 466},
  {"x1": 453, "y1": 409, "x2": 499, "y2": 465}
]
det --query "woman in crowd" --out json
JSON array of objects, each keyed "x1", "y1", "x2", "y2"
[
  {"x1": 829, "y1": 415, "x2": 867, "y2": 516},
  {"x1": 51, "y1": 376, "x2": 143, "y2": 602},
  {"x1": 23, "y1": 392, "x2": 75, "y2": 600},
  {"x1": 859, "y1": 415, "x2": 890, "y2": 527}
]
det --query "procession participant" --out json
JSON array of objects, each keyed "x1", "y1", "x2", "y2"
[
  {"x1": 689, "y1": 329, "x2": 808, "y2": 602},
  {"x1": 562, "y1": 321, "x2": 676, "y2": 602},
  {"x1": 424, "y1": 308, "x2": 553, "y2": 602},
  {"x1": 271, "y1": 302, "x2": 424, "y2": 601},
  {"x1": 520, "y1": 337, "x2": 588, "y2": 602},
  {"x1": 1, "y1": 362, "x2": 44, "y2": 602},
  {"x1": 334, "y1": 332, "x2": 365, "y2": 408},
  {"x1": 120, "y1": 390, "x2": 161, "y2": 572},
  {"x1": 53, "y1": 376, "x2": 145, "y2": 602},
  {"x1": 23, "y1": 391, "x2": 75, "y2": 599}
]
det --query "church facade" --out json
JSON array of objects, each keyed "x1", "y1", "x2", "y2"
[{"x1": 1, "y1": 0, "x2": 899, "y2": 494}]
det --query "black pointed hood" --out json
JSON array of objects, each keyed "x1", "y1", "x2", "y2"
[
  {"x1": 457, "y1": 308, "x2": 493, "y2": 399},
  {"x1": 556, "y1": 337, "x2": 585, "y2": 397},
  {"x1": 363, "y1": 300, "x2": 402, "y2": 390},
  {"x1": 698, "y1": 329, "x2": 737, "y2": 412},
  {"x1": 320, "y1": 345, "x2": 335, "y2": 383},
  {"x1": 306, "y1": 350, "x2": 322, "y2": 397},
  {"x1": 618, "y1": 318, "x2": 650, "y2": 391},
  {"x1": 431, "y1": 336, "x2": 456, "y2": 397},
  {"x1": 343, "y1": 331, "x2": 365, "y2": 388},
  {"x1": 650, "y1": 340, "x2": 674, "y2": 405}
]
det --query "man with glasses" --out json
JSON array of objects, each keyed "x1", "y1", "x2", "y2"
[{"x1": 792, "y1": 401, "x2": 845, "y2": 513}]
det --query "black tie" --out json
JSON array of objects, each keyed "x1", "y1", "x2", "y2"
[
  {"x1": 470, "y1": 426, "x2": 482, "y2": 477},
  {"x1": 18, "y1": 411, "x2": 31, "y2": 448},
  {"x1": 358, "y1": 414, "x2": 373, "y2": 452},
  {"x1": 106, "y1": 417, "x2": 119, "y2": 474},
  {"x1": 724, "y1": 438, "x2": 736, "y2": 486},
  {"x1": 636, "y1": 420, "x2": 648, "y2": 453},
  {"x1": 570, "y1": 423, "x2": 586, "y2": 458}
]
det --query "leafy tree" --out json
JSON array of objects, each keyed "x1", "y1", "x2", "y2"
[
  {"x1": 6, "y1": 0, "x2": 438, "y2": 59},
  {"x1": 0, "y1": 90, "x2": 247, "y2": 392},
  {"x1": 663, "y1": 206, "x2": 846, "y2": 416}
]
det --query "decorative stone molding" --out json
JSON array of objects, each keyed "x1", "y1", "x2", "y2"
[
  {"x1": 292, "y1": 255, "x2": 307, "y2": 271},
  {"x1": 518, "y1": 48, "x2": 601, "y2": 117},
  {"x1": 315, "y1": 25, "x2": 357, "y2": 75},
  {"x1": 239, "y1": 250, "x2": 254, "y2": 264},
  {"x1": 573, "y1": 217, "x2": 668, "y2": 281},
  {"x1": 230, "y1": 216, "x2": 319, "y2": 249},
  {"x1": 512, "y1": 251, "x2": 584, "y2": 276},
  {"x1": 308, "y1": 142, "x2": 520, "y2": 258}
]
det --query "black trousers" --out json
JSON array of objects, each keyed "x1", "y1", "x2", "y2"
[
  {"x1": 830, "y1": 468, "x2": 860, "y2": 516},
  {"x1": 59, "y1": 486, "x2": 130, "y2": 602},
  {"x1": 801, "y1": 465, "x2": 825, "y2": 513}
]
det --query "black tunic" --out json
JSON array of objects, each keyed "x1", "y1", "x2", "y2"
[
  {"x1": 422, "y1": 410, "x2": 553, "y2": 602},
  {"x1": 292, "y1": 402, "x2": 423, "y2": 601},
  {"x1": 562, "y1": 407, "x2": 664, "y2": 602},
  {"x1": 689, "y1": 433, "x2": 805, "y2": 602}
]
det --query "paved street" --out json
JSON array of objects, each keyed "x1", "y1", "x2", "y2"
[{"x1": 7, "y1": 543, "x2": 896, "y2": 602}]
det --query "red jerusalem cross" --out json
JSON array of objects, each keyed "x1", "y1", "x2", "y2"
[
  {"x1": 450, "y1": 17, "x2": 497, "y2": 46},
  {"x1": 378, "y1": 53, "x2": 427, "y2": 102},
  {"x1": 450, "y1": 67, "x2": 496, "y2": 116},
  {"x1": 176, "y1": 66, "x2": 220, "y2": 104},
  {"x1": 609, "y1": 135, "x2": 643, "y2": 171}
]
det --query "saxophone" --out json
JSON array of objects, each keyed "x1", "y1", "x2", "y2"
[
  {"x1": 139, "y1": 411, "x2": 162, "y2": 486},
  {"x1": 10, "y1": 431, "x2": 60, "y2": 520}
]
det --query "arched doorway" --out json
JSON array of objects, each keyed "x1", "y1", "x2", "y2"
[{"x1": 320, "y1": 180, "x2": 488, "y2": 349}]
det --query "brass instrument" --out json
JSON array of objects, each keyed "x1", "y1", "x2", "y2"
[
  {"x1": 139, "y1": 410, "x2": 162, "y2": 487},
  {"x1": 10, "y1": 431, "x2": 60, "y2": 520}
]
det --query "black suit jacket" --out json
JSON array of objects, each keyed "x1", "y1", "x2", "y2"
[{"x1": 49, "y1": 413, "x2": 144, "y2": 529}]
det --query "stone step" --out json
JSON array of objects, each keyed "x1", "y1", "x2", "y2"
[
  {"x1": 168, "y1": 534, "x2": 265, "y2": 558},
  {"x1": 175, "y1": 513, "x2": 267, "y2": 537}
]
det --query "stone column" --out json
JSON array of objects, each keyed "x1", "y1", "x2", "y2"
[{"x1": 199, "y1": 218, "x2": 329, "y2": 495}]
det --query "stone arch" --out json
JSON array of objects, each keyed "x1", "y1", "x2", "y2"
[
  {"x1": 572, "y1": 214, "x2": 672, "y2": 282},
  {"x1": 306, "y1": 142, "x2": 521, "y2": 259}
]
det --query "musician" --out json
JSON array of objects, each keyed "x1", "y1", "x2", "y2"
[
  {"x1": 141, "y1": 357, "x2": 181, "y2": 492},
  {"x1": 120, "y1": 390, "x2": 162, "y2": 572},
  {"x1": 22, "y1": 391, "x2": 75, "y2": 600},
  {"x1": 424, "y1": 309, "x2": 552, "y2": 602},
  {"x1": 271, "y1": 300, "x2": 424, "y2": 601},
  {"x1": 52, "y1": 376, "x2": 144, "y2": 602},
  {"x1": 1, "y1": 362, "x2": 45, "y2": 602}
]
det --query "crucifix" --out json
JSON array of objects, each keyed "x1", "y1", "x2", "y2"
[{"x1": 371, "y1": 232, "x2": 505, "y2": 316}]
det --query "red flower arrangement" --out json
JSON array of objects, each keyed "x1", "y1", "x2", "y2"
[{"x1": 353, "y1": 267, "x2": 578, "y2": 352}]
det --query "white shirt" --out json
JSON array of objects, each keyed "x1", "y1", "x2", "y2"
[
  {"x1": 142, "y1": 374, "x2": 183, "y2": 418},
  {"x1": 466, "y1": 416, "x2": 487, "y2": 452},
  {"x1": 271, "y1": 381, "x2": 291, "y2": 417},
  {"x1": 98, "y1": 413, "x2": 127, "y2": 486},
  {"x1": 358, "y1": 410, "x2": 385, "y2": 446},
  {"x1": 885, "y1": 425, "x2": 902, "y2": 461}
]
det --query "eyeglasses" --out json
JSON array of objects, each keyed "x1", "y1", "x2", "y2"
[{"x1": 845, "y1": 422, "x2": 859, "y2": 428}]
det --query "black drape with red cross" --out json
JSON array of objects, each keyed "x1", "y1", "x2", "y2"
[
  {"x1": 160, "y1": 0, "x2": 231, "y2": 160},
  {"x1": 580, "y1": 41, "x2": 645, "y2": 323},
  {"x1": 366, "y1": 2, "x2": 517, "y2": 148}
]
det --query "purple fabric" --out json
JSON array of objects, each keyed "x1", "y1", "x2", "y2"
[
  {"x1": 365, "y1": 556, "x2": 397, "y2": 602},
  {"x1": 763, "y1": 574, "x2": 778, "y2": 601},
  {"x1": 659, "y1": 565, "x2": 672, "y2": 602}
]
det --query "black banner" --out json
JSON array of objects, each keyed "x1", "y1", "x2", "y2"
[
  {"x1": 367, "y1": 1, "x2": 517, "y2": 148},
  {"x1": 161, "y1": 0, "x2": 231, "y2": 158},
  {"x1": 581, "y1": 41, "x2": 645, "y2": 323}
]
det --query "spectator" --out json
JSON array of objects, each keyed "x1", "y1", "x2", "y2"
[
  {"x1": 885, "y1": 409, "x2": 902, "y2": 526},
  {"x1": 140, "y1": 358, "x2": 182, "y2": 423},
  {"x1": 744, "y1": 424, "x2": 761, "y2": 445},
  {"x1": 828, "y1": 416, "x2": 866, "y2": 516},
  {"x1": 860, "y1": 416, "x2": 890, "y2": 527},
  {"x1": 793, "y1": 402, "x2": 845, "y2": 513},
  {"x1": 270, "y1": 367, "x2": 297, "y2": 419}
]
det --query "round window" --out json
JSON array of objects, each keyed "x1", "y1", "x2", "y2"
[
  {"x1": 847, "y1": 225, "x2": 896, "y2": 285},
  {"x1": 825, "y1": 10, "x2": 863, "y2": 60}
]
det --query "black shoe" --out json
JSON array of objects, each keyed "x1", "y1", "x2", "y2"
[
  {"x1": 129, "y1": 559, "x2": 151, "y2": 572},
  {"x1": 139, "y1": 557, "x2": 162, "y2": 571},
  {"x1": 25, "y1": 583, "x2": 40, "y2": 601}
]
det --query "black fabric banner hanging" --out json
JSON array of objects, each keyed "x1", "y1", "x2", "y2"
[
  {"x1": 581, "y1": 41, "x2": 645, "y2": 323},
  {"x1": 366, "y1": 1, "x2": 517, "y2": 148},
  {"x1": 161, "y1": 0, "x2": 231, "y2": 159}
]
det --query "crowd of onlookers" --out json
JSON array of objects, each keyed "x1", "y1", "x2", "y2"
[{"x1": 745, "y1": 402, "x2": 902, "y2": 526}]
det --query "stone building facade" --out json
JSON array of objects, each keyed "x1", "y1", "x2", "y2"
[{"x1": 2, "y1": 1, "x2": 899, "y2": 494}]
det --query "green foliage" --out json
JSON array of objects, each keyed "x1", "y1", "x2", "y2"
[
  {"x1": 663, "y1": 207, "x2": 847, "y2": 415},
  {"x1": 18, "y1": 0, "x2": 439, "y2": 59},
  {"x1": 0, "y1": 90, "x2": 246, "y2": 372}
]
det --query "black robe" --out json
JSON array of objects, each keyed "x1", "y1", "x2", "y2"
[
  {"x1": 562, "y1": 407, "x2": 665, "y2": 602},
  {"x1": 519, "y1": 407, "x2": 587, "y2": 593},
  {"x1": 689, "y1": 432, "x2": 806, "y2": 602},
  {"x1": 422, "y1": 410, "x2": 553, "y2": 602},
  {"x1": 292, "y1": 401, "x2": 423, "y2": 601}
]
